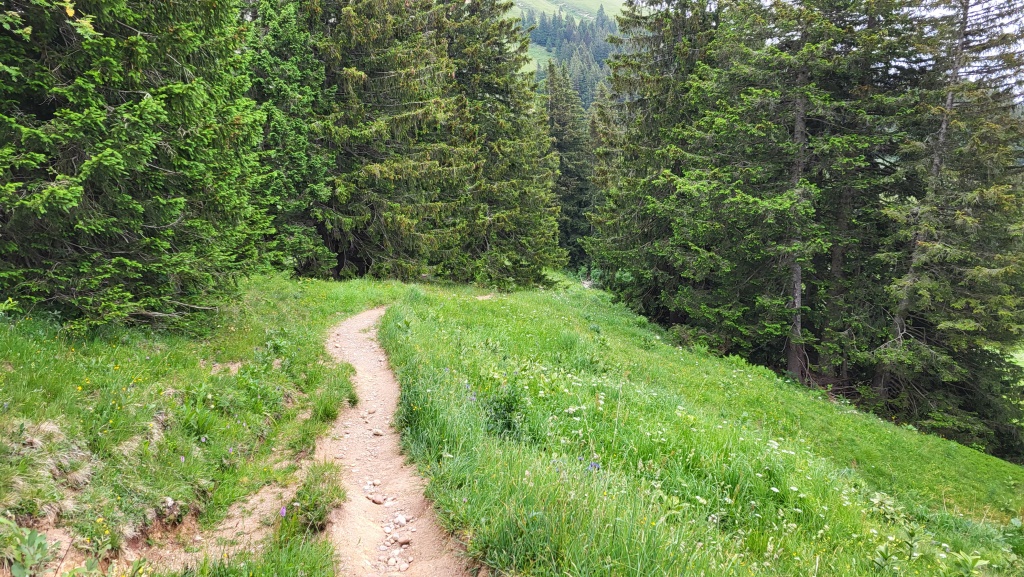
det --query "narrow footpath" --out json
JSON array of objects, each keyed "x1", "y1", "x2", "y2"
[{"x1": 320, "y1": 308, "x2": 474, "y2": 577}]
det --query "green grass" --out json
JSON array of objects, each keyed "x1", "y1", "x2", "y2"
[
  {"x1": 513, "y1": 0, "x2": 624, "y2": 19},
  {"x1": 524, "y1": 42, "x2": 555, "y2": 72},
  {"x1": 379, "y1": 280, "x2": 1024, "y2": 576},
  {"x1": 0, "y1": 275, "x2": 404, "y2": 561},
  {"x1": 4, "y1": 275, "x2": 1024, "y2": 576}
]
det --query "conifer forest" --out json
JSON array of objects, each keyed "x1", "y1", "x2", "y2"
[{"x1": 3, "y1": 0, "x2": 1024, "y2": 499}]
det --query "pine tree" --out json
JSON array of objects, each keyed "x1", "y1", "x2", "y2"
[
  {"x1": 300, "y1": 0, "x2": 477, "y2": 280},
  {"x1": 0, "y1": 0, "x2": 269, "y2": 325},
  {"x1": 438, "y1": 0, "x2": 565, "y2": 287},
  {"x1": 547, "y1": 61, "x2": 594, "y2": 268}
]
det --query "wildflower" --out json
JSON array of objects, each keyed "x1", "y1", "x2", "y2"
[
  {"x1": 789, "y1": 486, "x2": 798, "y2": 492},
  {"x1": 180, "y1": 456, "x2": 185, "y2": 463},
  {"x1": 280, "y1": 506, "x2": 287, "y2": 517},
  {"x1": 770, "y1": 487, "x2": 780, "y2": 493}
]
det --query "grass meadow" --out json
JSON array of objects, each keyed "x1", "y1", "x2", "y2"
[
  {"x1": 2, "y1": 276, "x2": 1023, "y2": 576},
  {"x1": 380, "y1": 280, "x2": 1024, "y2": 576},
  {"x1": 0, "y1": 276, "x2": 404, "y2": 575}
]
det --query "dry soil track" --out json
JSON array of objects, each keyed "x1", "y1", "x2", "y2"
[{"x1": 322, "y1": 307, "x2": 474, "y2": 577}]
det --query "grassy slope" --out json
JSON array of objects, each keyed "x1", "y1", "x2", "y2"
[
  {"x1": 0, "y1": 276, "x2": 404, "y2": 559},
  {"x1": 4, "y1": 276, "x2": 1024, "y2": 576},
  {"x1": 516, "y1": 1, "x2": 621, "y2": 79},
  {"x1": 381, "y1": 281, "x2": 1024, "y2": 576},
  {"x1": 514, "y1": 0, "x2": 624, "y2": 19},
  {"x1": 524, "y1": 42, "x2": 555, "y2": 72}
]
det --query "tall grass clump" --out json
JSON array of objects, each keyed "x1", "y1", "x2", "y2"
[{"x1": 380, "y1": 283, "x2": 1024, "y2": 576}]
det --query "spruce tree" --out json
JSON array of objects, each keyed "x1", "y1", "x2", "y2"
[
  {"x1": 590, "y1": 0, "x2": 1024, "y2": 457},
  {"x1": 547, "y1": 61, "x2": 594, "y2": 268},
  {"x1": 0, "y1": 0, "x2": 268, "y2": 325},
  {"x1": 247, "y1": 0, "x2": 335, "y2": 277},
  {"x1": 438, "y1": 0, "x2": 565, "y2": 287},
  {"x1": 300, "y1": 0, "x2": 477, "y2": 280},
  {"x1": 871, "y1": 0, "x2": 1024, "y2": 450}
]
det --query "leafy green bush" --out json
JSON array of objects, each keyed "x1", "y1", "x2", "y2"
[{"x1": 0, "y1": 517, "x2": 52, "y2": 577}]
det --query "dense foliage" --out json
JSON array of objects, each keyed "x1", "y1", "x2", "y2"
[
  {"x1": 4, "y1": 0, "x2": 1024, "y2": 461},
  {"x1": 0, "y1": 0, "x2": 268, "y2": 326},
  {"x1": 545, "y1": 61, "x2": 594, "y2": 267},
  {"x1": 441, "y1": 0, "x2": 566, "y2": 287},
  {"x1": 588, "y1": 0, "x2": 1024, "y2": 458},
  {"x1": 0, "y1": 0, "x2": 565, "y2": 323},
  {"x1": 524, "y1": 6, "x2": 617, "y2": 107}
]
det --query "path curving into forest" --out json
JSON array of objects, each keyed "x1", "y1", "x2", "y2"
[{"x1": 321, "y1": 307, "x2": 474, "y2": 577}]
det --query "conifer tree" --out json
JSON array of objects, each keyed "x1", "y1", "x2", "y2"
[
  {"x1": 870, "y1": 0, "x2": 1024, "y2": 449},
  {"x1": 0, "y1": 0, "x2": 268, "y2": 325},
  {"x1": 547, "y1": 61, "x2": 594, "y2": 268},
  {"x1": 438, "y1": 0, "x2": 565, "y2": 286},
  {"x1": 586, "y1": 82, "x2": 621, "y2": 225},
  {"x1": 247, "y1": 0, "x2": 335, "y2": 277},
  {"x1": 591, "y1": 0, "x2": 1024, "y2": 456},
  {"x1": 300, "y1": 0, "x2": 477, "y2": 280}
]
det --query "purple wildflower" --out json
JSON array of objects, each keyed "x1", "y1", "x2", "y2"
[{"x1": 280, "y1": 506, "x2": 287, "y2": 517}]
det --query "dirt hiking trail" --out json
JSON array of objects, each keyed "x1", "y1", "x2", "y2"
[
  {"x1": 9, "y1": 307, "x2": 477, "y2": 577},
  {"x1": 322, "y1": 307, "x2": 475, "y2": 577}
]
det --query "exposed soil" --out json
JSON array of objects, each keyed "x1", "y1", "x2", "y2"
[
  {"x1": 322, "y1": 307, "x2": 473, "y2": 577},
  {"x1": 7, "y1": 307, "x2": 474, "y2": 577},
  {"x1": 140, "y1": 307, "x2": 474, "y2": 575}
]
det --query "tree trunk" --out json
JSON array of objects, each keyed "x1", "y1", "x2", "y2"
[
  {"x1": 877, "y1": 0, "x2": 970, "y2": 399},
  {"x1": 786, "y1": 68, "x2": 810, "y2": 384}
]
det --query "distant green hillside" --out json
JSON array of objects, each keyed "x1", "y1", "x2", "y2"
[
  {"x1": 524, "y1": 42, "x2": 555, "y2": 72},
  {"x1": 514, "y1": 0, "x2": 623, "y2": 19}
]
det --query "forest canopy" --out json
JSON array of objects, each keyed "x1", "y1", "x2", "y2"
[
  {"x1": 587, "y1": 0, "x2": 1024, "y2": 459},
  {"x1": 0, "y1": 0, "x2": 564, "y2": 326}
]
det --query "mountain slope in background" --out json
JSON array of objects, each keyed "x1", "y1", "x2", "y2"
[{"x1": 515, "y1": 0, "x2": 623, "y2": 19}]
